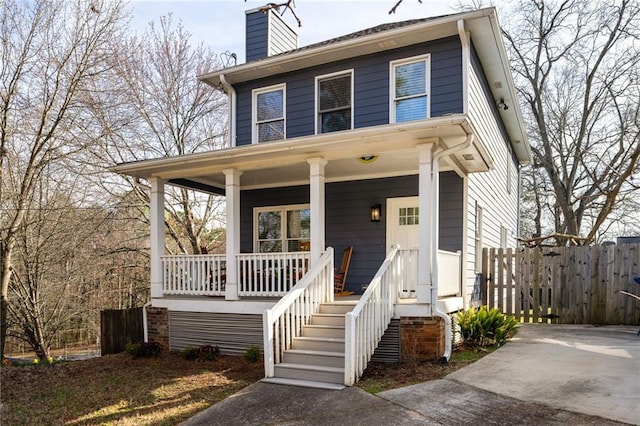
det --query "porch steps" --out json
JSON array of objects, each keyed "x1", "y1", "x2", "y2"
[
  {"x1": 267, "y1": 301, "x2": 356, "y2": 388},
  {"x1": 261, "y1": 377, "x2": 345, "y2": 390}
]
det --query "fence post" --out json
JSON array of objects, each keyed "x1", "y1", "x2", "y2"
[{"x1": 481, "y1": 247, "x2": 489, "y2": 306}]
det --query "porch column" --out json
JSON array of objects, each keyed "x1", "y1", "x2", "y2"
[
  {"x1": 223, "y1": 168, "x2": 243, "y2": 300},
  {"x1": 417, "y1": 144, "x2": 435, "y2": 305},
  {"x1": 149, "y1": 177, "x2": 166, "y2": 300},
  {"x1": 307, "y1": 157, "x2": 327, "y2": 265}
]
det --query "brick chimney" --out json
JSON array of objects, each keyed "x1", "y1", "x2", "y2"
[{"x1": 245, "y1": 7, "x2": 298, "y2": 62}]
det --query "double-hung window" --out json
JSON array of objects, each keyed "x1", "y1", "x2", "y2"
[
  {"x1": 255, "y1": 204, "x2": 310, "y2": 253},
  {"x1": 253, "y1": 84, "x2": 285, "y2": 143},
  {"x1": 316, "y1": 71, "x2": 353, "y2": 133},
  {"x1": 390, "y1": 55, "x2": 430, "y2": 123}
]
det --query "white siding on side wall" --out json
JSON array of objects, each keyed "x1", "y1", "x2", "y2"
[{"x1": 463, "y1": 57, "x2": 520, "y2": 306}]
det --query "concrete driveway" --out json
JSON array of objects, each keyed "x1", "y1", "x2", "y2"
[
  {"x1": 183, "y1": 324, "x2": 639, "y2": 425},
  {"x1": 382, "y1": 324, "x2": 640, "y2": 425}
]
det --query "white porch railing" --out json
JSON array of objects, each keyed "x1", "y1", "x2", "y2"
[
  {"x1": 162, "y1": 254, "x2": 226, "y2": 296},
  {"x1": 238, "y1": 252, "x2": 311, "y2": 297},
  {"x1": 344, "y1": 246, "x2": 400, "y2": 386},
  {"x1": 263, "y1": 248, "x2": 334, "y2": 378},
  {"x1": 396, "y1": 249, "x2": 461, "y2": 299}
]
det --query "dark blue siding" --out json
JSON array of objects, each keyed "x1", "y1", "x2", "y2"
[
  {"x1": 240, "y1": 172, "x2": 463, "y2": 293},
  {"x1": 234, "y1": 36, "x2": 462, "y2": 146},
  {"x1": 246, "y1": 11, "x2": 269, "y2": 62}
]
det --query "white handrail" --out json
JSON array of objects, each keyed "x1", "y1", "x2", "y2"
[
  {"x1": 396, "y1": 249, "x2": 461, "y2": 299},
  {"x1": 162, "y1": 254, "x2": 226, "y2": 296},
  {"x1": 263, "y1": 248, "x2": 334, "y2": 378},
  {"x1": 344, "y1": 246, "x2": 400, "y2": 386},
  {"x1": 238, "y1": 251, "x2": 311, "y2": 297}
]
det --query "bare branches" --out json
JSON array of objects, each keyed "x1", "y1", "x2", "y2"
[
  {"x1": 252, "y1": 1, "x2": 302, "y2": 27},
  {"x1": 389, "y1": 0, "x2": 422, "y2": 15},
  {"x1": 505, "y1": 0, "x2": 640, "y2": 244}
]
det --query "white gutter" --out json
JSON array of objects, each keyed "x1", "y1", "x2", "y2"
[
  {"x1": 142, "y1": 301, "x2": 152, "y2": 342},
  {"x1": 431, "y1": 134, "x2": 474, "y2": 361},
  {"x1": 219, "y1": 74, "x2": 236, "y2": 148}
]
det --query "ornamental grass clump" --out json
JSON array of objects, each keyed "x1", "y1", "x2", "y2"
[{"x1": 456, "y1": 306, "x2": 518, "y2": 348}]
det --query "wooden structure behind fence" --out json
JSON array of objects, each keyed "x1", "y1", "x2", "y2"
[
  {"x1": 100, "y1": 307, "x2": 144, "y2": 355},
  {"x1": 482, "y1": 244, "x2": 640, "y2": 325}
]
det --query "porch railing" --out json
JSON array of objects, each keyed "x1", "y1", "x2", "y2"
[
  {"x1": 344, "y1": 246, "x2": 400, "y2": 386},
  {"x1": 396, "y1": 249, "x2": 461, "y2": 299},
  {"x1": 238, "y1": 252, "x2": 311, "y2": 297},
  {"x1": 263, "y1": 248, "x2": 334, "y2": 378},
  {"x1": 162, "y1": 254, "x2": 226, "y2": 296}
]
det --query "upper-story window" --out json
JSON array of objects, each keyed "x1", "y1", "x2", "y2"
[
  {"x1": 390, "y1": 55, "x2": 430, "y2": 123},
  {"x1": 316, "y1": 70, "x2": 353, "y2": 134},
  {"x1": 253, "y1": 84, "x2": 285, "y2": 143}
]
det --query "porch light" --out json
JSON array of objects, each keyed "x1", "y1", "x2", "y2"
[{"x1": 370, "y1": 204, "x2": 382, "y2": 222}]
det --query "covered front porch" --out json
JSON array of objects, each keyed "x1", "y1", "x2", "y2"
[
  {"x1": 159, "y1": 248, "x2": 462, "y2": 302},
  {"x1": 113, "y1": 116, "x2": 490, "y2": 385}
]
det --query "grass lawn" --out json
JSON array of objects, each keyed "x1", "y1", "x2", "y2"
[
  {"x1": 1, "y1": 345, "x2": 494, "y2": 425},
  {"x1": 1, "y1": 352, "x2": 263, "y2": 425}
]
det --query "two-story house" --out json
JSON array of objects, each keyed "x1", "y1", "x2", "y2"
[{"x1": 113, "y1": 6, "x2": 531, "y2": 389}]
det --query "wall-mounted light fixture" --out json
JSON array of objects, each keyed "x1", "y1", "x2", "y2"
[
  {"x1": 371, "y1": 204, "x2": 382, "y2": 222},
  {"x1": 497, "y1": 98, "x2": 509, "y2": 111}
]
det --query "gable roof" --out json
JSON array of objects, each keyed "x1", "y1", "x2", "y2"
[{"x1": 198, "y1": 7, "x2": 531, "y2": 164}]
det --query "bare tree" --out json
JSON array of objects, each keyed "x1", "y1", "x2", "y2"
[
  {"x1": 501, "y1": 0, "x2": 640, "y2": 245},
  {"x1": 0, "y1": 0, "x2": 128, "y2": 359},
  {"x1": 97, "y1": 15, "x2": 228, "y2": 256}
]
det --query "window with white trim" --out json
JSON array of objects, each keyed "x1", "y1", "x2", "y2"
[
  {"x1": 316, "y1": 71, "x2": 353, "y2": 133},
  {"x1": 500, "y1": 225, "x2": 509, "y2": 248},
  {"x1": 390, "y1": 55, "x2": 430, "y2": 123},
  {"x1": 253, "y1": 84, "x2": 285, "y2": 143},
  {"x1": 255, "y1": 204, "x2": 310, "y2": 253}
]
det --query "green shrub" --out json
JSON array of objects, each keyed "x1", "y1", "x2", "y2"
[
  {"x1": 198, "y1": 345, "x2": 220, "y2": 361},
  {"x1": 243, "y1": 345, "x2": 261, "y2": 363},
  {"x1": 126, "y1": 341, "x2": 162, "y2": 358},
  {"x1": 181, "y1": 346, "x2": 199, "y2": 361},
  {"x1": 125, "y1": 342, "x2": 141, "y2": 357},
  {"x1": 456, "y1": 306, "x2": 518, "y2": 348}
]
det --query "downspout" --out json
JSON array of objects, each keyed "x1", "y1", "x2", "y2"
[
  {"x1": 142, "y1": 301, "x2": 151, "y2": 342},
  {"x1": 431, "y1": 134, "x2": 474, "y2": 361},
  {"x1": 219, "y1": 74, "x2": 236, "y2": 147}
]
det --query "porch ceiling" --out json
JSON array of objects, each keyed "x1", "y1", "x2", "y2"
[{"x1": 112, "y1": 115, "x2": 491, "y2": 193}]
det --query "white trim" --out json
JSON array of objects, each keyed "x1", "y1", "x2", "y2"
[
  {"x1": 461, "y1": 174, "x2": 469, "y2": 308},
  {"x1": 457, "y1": 20, "x2": 470, "y2": 115},
  {"x1": 223, "y1": 169, "x2": 242, "y2": 300},
  {"x1": 389, "y1": 54, "x2": 431, "y2": 124},
  {"x1": 149, "y1": 178, "x2": 166, "y2": 299},
  {"x1": 253, "y1": 203, "x2": 311, "y2": 253},
  {"x1": 315, "y1": 69, "x2": 354, "y2": 135},
  {"x1": 252, "y1": 83, "x2": 286, "y2": 144}
]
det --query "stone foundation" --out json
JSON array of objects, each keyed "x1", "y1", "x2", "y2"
[
  {"x1": 146, "y1": 306, "x2": 169, "y2": 349},
  {"x1": 400, "y1": 316, "x2": 445, "y2": 362}
]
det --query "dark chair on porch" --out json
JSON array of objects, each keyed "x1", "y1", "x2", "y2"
[{"x1": 334, "y1": 246, "x2": 353, "y2": 294}]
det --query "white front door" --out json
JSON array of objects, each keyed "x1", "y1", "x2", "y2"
[
  {"x1": 387, "y1": 196, "x2": 422, "y2": 296},
  {"x1": 386, "y1": 196, "x2": 421, "y2": 250}
]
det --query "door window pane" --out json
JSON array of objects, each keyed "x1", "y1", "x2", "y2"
[{"x1": 399, "y1": 206, "x2": 419, "y2": 226}]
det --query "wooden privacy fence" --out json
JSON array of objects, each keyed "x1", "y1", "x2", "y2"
[
  {"x1": 482, "y1": 244, "x2": 640, "y2": 324},
  {"x1": 100, "y1": 307, "x2": 144, "y2": 355}
]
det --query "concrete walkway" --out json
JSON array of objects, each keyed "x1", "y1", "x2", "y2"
[{"x1": 182, "y1": 324, "x2": 639, "y2": 425}]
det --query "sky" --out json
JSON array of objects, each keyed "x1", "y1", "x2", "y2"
[{"x1": 129, "y1": 0, "x2": 464, "y2": 63}]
